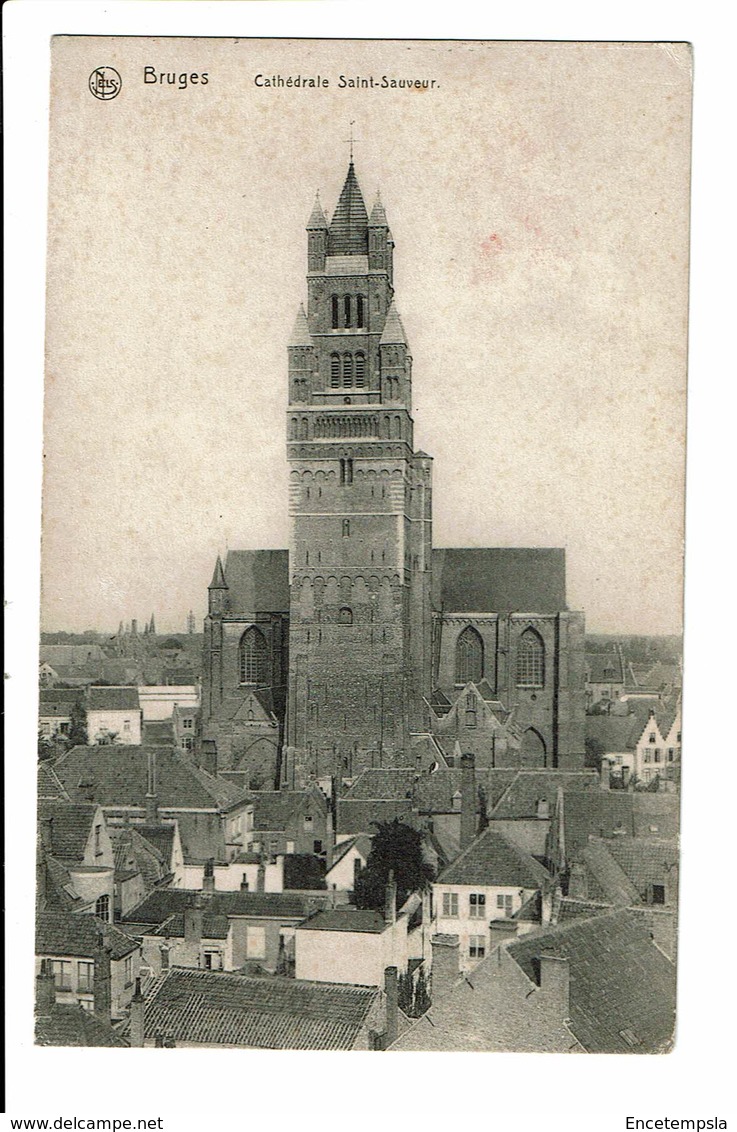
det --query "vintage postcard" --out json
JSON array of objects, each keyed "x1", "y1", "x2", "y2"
[{"x1": 35, "y1": 36, "x2": 691, "y2": 1055}]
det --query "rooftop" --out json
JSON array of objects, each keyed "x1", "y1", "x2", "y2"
[
  {"x1": 432, "y1": 548, "x2": 567, "y2": 614},
  {"x1": 222, "y1": 550, "x2": 289, "y2": 614},
  {"x1": 437, "y1": 826, "x2": 551, "y2": 889},
  {"x1": 87, "y1": 685, "x2": 141, "y2": 712},
  {"x1": 124, "y1": 888, "x2": 319, "y2": 927},
  {"x1": 37, "y1": 801, "x2": 99, "y2": 863},
  {"x1": 298, "y1": 909, "x2": 388, "y2": 934},
  {"x1": 36, "y1": 911, "x2": 139, "y2": 961},
  {"x1": 35, "y1": 1003, "x2": 129, "y2": 1047},
  {"x1": 137, "y1": 967, "x2": 381, "y2": 1049}
]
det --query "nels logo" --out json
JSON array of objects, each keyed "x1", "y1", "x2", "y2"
[{"x1": 89, "y1": 67, "x2": 122, "y2": 100}]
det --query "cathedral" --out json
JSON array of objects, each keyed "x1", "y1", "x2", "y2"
[{"x1": 200, "y1": 160, "x2": 586, "y2": 788}]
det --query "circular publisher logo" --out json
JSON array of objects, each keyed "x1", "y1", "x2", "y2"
[{"x1": 89, "y1": 67, "x2": 122, "y2": 100}]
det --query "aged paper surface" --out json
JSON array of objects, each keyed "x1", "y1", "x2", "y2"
[{"x1": 34, "y1": 31, "x2": 691, "y2": 1074}]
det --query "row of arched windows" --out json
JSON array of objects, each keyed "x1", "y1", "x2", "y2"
[
  {"x1": 454, "y1": 626, "x2": 545, "y2": 688},
  {"x1": 330, "y1": 352, "x2": 366, "y2": 388},
  {"x1": 332, "y1": 294, "x2": 366, "y2": 330}
]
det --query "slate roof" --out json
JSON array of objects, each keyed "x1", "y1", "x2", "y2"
[
  {"x1": 138, "y1": 967, "x2": 380, "y2": 1049},
  {"x1": 490, "y1": 771, "x2": 599, "y2": 820},
  {"x1": 142, "y1": 720, "x2": 176, "y2": 746},
  {"x1": 297, "y1": 908, "x2": 388, "y2": 934},
  {"x1": 507, "y1": 909, "x2": 676, "y2": 1053},
  {"x1": 87, "y1": 686, "x2": 141, "y2": 712},
  {"x1": 36, "y1": 1004, "x2": 129, "y2": 1047},
  {"x1": 51, "y1": 746, "x2": 243, "y2": 811},
  {"x1": 251, "y1": 790, "x2": 323, "y2": 831},
  {"x1": 562, "y1": 792, "x2": 680, "y2": 857},
  {"x1": 124, "y1": 888, "x2": 318, "y2": 927},
  {"x1": 39, "y1": 687, "x2": 86, "y2": 705},
  {"x1": 379, "y1": 302, "x2": 408, "y2": 346},
  {"x1": 136, "y1": 824, "x2": 176, "y2": 865},
  {"x1": 36, "y1": 911, "x2": 139, "y2": 961},
  {"x1": 148, "y1": 913, "x2": 230, "y2": 940},
  {"x1": 345, "y1": 769, "x2": 417, "y2": 801},
  {"x1": 289, "y1": 304, "x2": 312, "y2": 347},
  {"x1": 432, "y1": 548, "x2": 567, "y2": 614},
  {"x1": 437, "y1": 827, "x2": 551, "y2": 889},
  {"x1": 37, "y1": 801, "x2": 98, "y2": 864},
  {"x1": 39, "y1": 702, "x2": 75, "y2": 719},
  {"x1": 110, "y1": 826, "x2": 169, "y2": 890},
  {"x1": 604, "y1": 837, "x2": 679, "y2": 898},
  {"x1": 585, "y1": 714, "x2": 640, "y2": 754},
  {"x1": 222, "y1": 549, "x2": 290, "y2": 613},
  {"x1": 580, "y1": 841, "x2": 641, "y2": 906},
  {"x1": 328, "y1": 162, "x2": 369, "y2": 256},
  {"x1": 306, "y1": 194, "x2": 328, "y2": 229},
  {"x1": 37, "y1": 763, "x2": 71, "y2": 802},
  {"x1": 336, "y1": 798, "x2": 414, "y2": 835},
  {"x1": 557, "y1": 897, "x2": 614, "y2": 922}
]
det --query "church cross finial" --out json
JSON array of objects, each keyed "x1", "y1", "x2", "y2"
[{"x1": 345, "y1": 121, "x2": 357, "y2": 162}]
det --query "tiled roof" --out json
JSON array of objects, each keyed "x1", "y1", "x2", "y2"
[
  {"x1": 149, "y1": 913, "x2": 230, "y2": 940},
  {"x1": 345, "y1": 769, "x2": 417, "y2": 801},
  {"x1": 39, "y1": 702, "x2": 75, "y2": 719},
  {"x1": 298, "y1": 909, "x2": 387, "y2": 934},
  {"x1": 110, "y1": 826, "x2": 169, "y2": 891},
  {"x1": 585, "y1": 652, "x2": 625, "y2": 684},
  {"x1": 557, "y1": 897, "x2": 614, "y2": 922},
  {"x1": 222, "y1": 550, "x2": 289, "y2": 614},
  {"x1": 36, "y1": 1004, "x2": 129, "y2": 1047},
  {"x1": 581, "y1": 841, "x2": 641, "y2": 906},
  {"x1": 562, "y1": 791, "x2": 680, "y2": 857},
  {"x1": 306, "y1": 194, "x2": 328, "y2": 229},
  {"x1": 432, "y1": 548, "x2": 567, "y2": 614},
  {"x1": 87, "y1": 686, "x2": 140, "y2": 711},
  {"x1": 327, "y1": 834, "x2": 372, "y2": 872},
  {"x1": 512, "y1": 891, "x2": 542, "y2": 922},
  {"x1": 136, "y1": 824, "x2": 176, "y2": 865},
  {"x1": 142, "y1": 720, "x2": 175, "y2": 746},
  {"x1": 39, "y1": 688, "x2": 85, "y2": 705},
  {"x1": 490, "y1": 771, "x2": 599, "y2": 820},
  {"x1": 40, "y1": 644, "x2": 105, "y2": 666},
  {"x1": 437, "y1": 827, "x2": 551, "y2": 889},
  {"x1": 507, "y1": 909, "x2": 676, "y2": 1053},
  {"x1": 336, "y1": 798, "x2": 414, "y2": 835},
  {"x1": 585, "y1": 714, "x2": 639, "y2": 754},
  {"x1": 37, "y1": 801, "x2": 98, "y2": 863},
  {"x1": 41, "y1": 854, "x2": 85, "y2": 911},
  {"x1": 139, "y1": 967, "x2": 380, "y2": 1049},
  {"x1": 251, "y1": 790, "x2": 322, "y2": 831},
  {"x1": 37, "y1": 763, "x2": 72, "y2": 801},
  {"x1": 124, "y1": 888, "x2": 318, "y2": 927},
  {"x1": 603, "y1": 837, "x2": 679, "y2": 898},
  {"x1": 328, "y1": 162, "x2": 368, "y2": 257},
  {"x1": 36, "y1": 911, "x2": 139, "y2": 961},
  {"x1": 51, "y1": 746, "x2": 243, "y2": 811}
]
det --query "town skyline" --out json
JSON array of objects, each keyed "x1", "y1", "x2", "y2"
[{"x1": 40, "y1": 40, "x2": 687, "y2": 638}]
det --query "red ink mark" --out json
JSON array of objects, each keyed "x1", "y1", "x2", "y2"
[{"x1": 480, "y1": 233, "x2": 503, "y2": 255}]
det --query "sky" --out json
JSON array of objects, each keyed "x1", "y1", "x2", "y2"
[{"x1": 40, "y1": 38, "x2": 691, "y2": 636}]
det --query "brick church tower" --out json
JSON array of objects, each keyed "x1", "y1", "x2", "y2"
[{"x1": 283, "y1": 163, "x2": 433, "y2": 786}]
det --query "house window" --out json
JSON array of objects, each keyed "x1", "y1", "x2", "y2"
[
  {"x1": 183, "y1": 736, "x2": 194, "y2": 751},
  {"x1": 644, "y1": 750, "x2": 652, "y2": 764},
  {"x1": 123, "y1": 719, "x2": 131, "y2": 734},
  {"x1": 496, "y1": 893, "x2": 514, "y2": 916},
  {"x1": 203, "y1": 950, "x2": 223, "y2": 971},
  {"x1": 79, "y1": 998, "x2": 94, "y2": 1013},
  {"x1": 124, "y1": 955, "x2": 133, "y2": 986},
  {"x1": 239, "y1": 627, "x2": 268, "y2": 686},
  {"x1": 442, "y1": 892, "x2": 459, "y2": 918},
  {"x1": 246, "y1": 926, "x2": 266, "y2": 960},
  {"x1": 77, "y1": 961, "x2": 94, "y2": 992},
  {"x1": 95, "y1": 894, "x2": 110, "y2": 922},
  {"x1": 516, "y1": 628, "x2": 545, "y2": 688},
  {"x1": 649, "y1": 733, "x2": 656, "y2": 744},
  {"x1": 469, "y1": 893, "x2": 486, "y2": 918},
  {"x1": 654, "y1": 749, "x2": 661, "y2": 763},
  {"x1": 668, "y1": 748, "x2": 674, "y2": 761},
  {"x1": 455, "y1": 626, "x2": 483, "y2": 685},
  {"x1": 183, "y1": 718, "x2": 193, "y2": 729},
  {"x1": 51, "y1": 960, "x2": 72, "y2": 991},
  {"x1": 469, "y1": 935, "x2": 486, "y2": 959}
]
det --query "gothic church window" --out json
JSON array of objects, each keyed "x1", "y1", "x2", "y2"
[
  {"x1": 455, "y1": 626, "x2": 483, "y2": 685},
  {"x1": 330, "y1": 354, "x2": 340, "y2": 387},
  {"x1": 516, "y1": 628, "x2": 545, "y2": 688},
  {"x1": 239, "y1": 627, "x2": 268, "y2": 686}
]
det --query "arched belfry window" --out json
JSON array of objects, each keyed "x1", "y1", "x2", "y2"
[
  {"x1": 516, "y1": 628, "x2": 545, "y2": 688},
  {"x1": 239, "y1": 627, "x2": 268, "y2": 686},
  {"x1": 455, "y1": 626, "x2": 483, "y2": 685},
  {"x1": 330, "y1": 354, "x2": 340, "y2": 387},
  {"x1": 355, "y1": 353, "x2": 366, "y2": 387},
  {"x1": 344, "y1": 295, "x2": 352, "y2": 328},
  {"x1": 343, "y1": 354, "x2": 353, "y2": 387},
  {"x1": 331, "y1": 296, "x2": 339, "y2": 330},
  {"x1": 356, "y1": 294, "x2": 365, "y2": 328}
]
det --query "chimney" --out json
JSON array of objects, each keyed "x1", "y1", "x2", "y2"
[
  {"x1": 325, "y1": 805, "x2": 335, "y2": 869},
  {"x1": 488, "y1": 920, "x2": 519, "y2": 943},
  {"x1": 536, "y1": 798, "x2": 550, "y2": 820},
  {"x1": 129, "y1": 978, "x2": 145, "y2": 1048},
  {"x1": 539, "y1": 953, "x2": 570, "y2": 1019},
  {"x1": 384, "y1": 966, "x2": 398, "y2": 1048},
  {"x1": 145, "y1": 751, "x2": 159, "y2": 823},
  {"x1": 131, "y1": 619, "x2": 138, "y2": 636},
  {"x1": 202, "y1": 858, "x2": 216, "y2": 895},
  {"x1": 35, "y1": 960, "x2": 56, "y2": 1015},
  {"x1": 184, "y1": 894, "x2": 204, "y2": 944},
  {"x1": 567, "y1": 861, "x2": 588, "y2": 900},
  {"x1": 256, "y1": 862, "x2": 266, "y2": 893},
  {"x1": 384, "y1": 870, "x2": 397, "y2": 925},
  {"x1": 240, "y1": 876, "x2": 249, "y2": 891},
  {"x1": 40, "y1": 816, "x2": 54, "y2": 852},
  {"x1": 430, "y1": 933, "x2": 460, "y2": 1003},
  {"x1": 93, "y1": 933, "x2": 113, "y2": 1021},
  {"x1": 600, "y1": 760, "x2": 611, "y2": 791},
  {"x1": 460, "y1": 753, "x2": 476, "y2": 850}
]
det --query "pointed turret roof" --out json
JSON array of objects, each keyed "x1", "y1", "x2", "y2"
[
  {"x1": 380, "y1": 301, "x2": 408, "y2": 346},
  {"x1": 289, "y1": 304, "x2": 312, "y2": 348},
  {"x1": 306, "y1": 193, "x2": 328, "y2": 229},
  {"x1": 369, "y1": 191, "x2": 388, "y2": 227},
  {"x1": 209, "y1": 556, "x2": 227, "y2": 590},
  {"x1": 328, "y1": 163, "x2": 368, "y2": 256}
]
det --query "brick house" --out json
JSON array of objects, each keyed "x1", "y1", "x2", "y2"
[
  {"x1": 87, "y1": 686, "x2": 143, "y2": 746},
  {"x1": 37, "y1": 801, "x2": 115, "y2": 920},
  {"x1": 35, "y1": 911, "x2": 141, "y2": 1020}
]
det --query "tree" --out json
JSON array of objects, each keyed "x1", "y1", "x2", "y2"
[
  {"x1": 67, "y1": 701, "x2": 88, "y2": 748},
  {"x1": 585, "y1": 736, "x2": 606, "y2": 768},
  {"x1": 354, "y1": 819, "x2": 434, "y2": 912},
  {"x1": 413, "y1": 966, "x2": 431, "y2": 1016}
]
